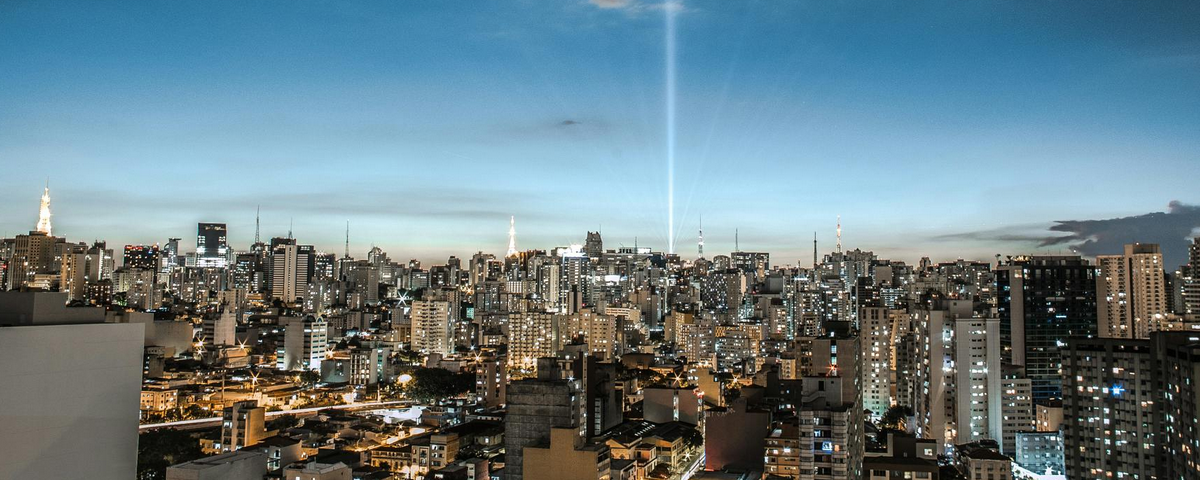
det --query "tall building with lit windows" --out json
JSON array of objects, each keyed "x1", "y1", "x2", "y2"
[
  {"x1": 996, "y1": 255, "x2": 1097, "y2": 401},
  {"x1": 411, "y1": 300, "x2": 452, "y2": 356},
  {"x1": 508, "y1": 312, "x2": 558, "y2": 368},
  {"x1": 123, "y1": 244, "x2": 160, "y2": 270},
  {"x1": 196, "y1": 223, "x2": 229, "y2": 268},
  {"x1": 1062, "y1": 337, "x2": 1155, "y2": 479},
  {"x1": 1151, "y1": 332, "x2": 1200, "y2": 479},
  {"x1": 1177, "y1": 237, "x2": 1200, "y2": 317},
  {"x1": 1096, "y1": 243, "x2": 1167, "y2": 339},
  {"x1": 859, "y1": 305, "x2": 904, "y2": 418}
]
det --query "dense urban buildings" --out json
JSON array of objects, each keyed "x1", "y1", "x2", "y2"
[{"x1": 4, "y1": 185, "x2": 1200, "y2": 480}]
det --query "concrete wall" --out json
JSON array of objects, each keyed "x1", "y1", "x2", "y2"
[
  {"x1": 0, "y1": 322, "x2": 144, "y2": 480},
  {"x1": 0, "y1": 291, "x2": 106, "y2": 326}
]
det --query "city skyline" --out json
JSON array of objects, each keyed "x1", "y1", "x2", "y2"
[
  {"x1": 8, "y1": 186, "x2": 1200, "y2": 268},
  {"x1": 5, "y1": 3, "x2": 1200, "y2": 478},
  {"x1": 3, "y1": 1, "x2": 1199, "y2": 264}
]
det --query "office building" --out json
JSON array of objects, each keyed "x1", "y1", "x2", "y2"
[
  {"x1": 196, "y1": 223, "x2": 229, "y2": 268},
  {"x1": 996, "y1": 256, "x2": 1097, "y2": 401},
  {"x1": 268, "y1": 240, "x2": 313, "y2": 303},
  {"x1": 124, "y1": 244, "x2": 160, "y2": 270}
]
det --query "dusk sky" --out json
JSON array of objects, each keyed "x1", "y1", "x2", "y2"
[{"x1": 2, "y1": 1, "x2": 1199, "y2": 265}]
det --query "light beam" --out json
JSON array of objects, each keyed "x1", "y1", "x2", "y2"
[{"x1": 665, "y1": 2, "x2": 677, "y2": 254}]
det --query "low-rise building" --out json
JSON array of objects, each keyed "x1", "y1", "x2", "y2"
[{"x1": 166, "y1": 451, "x2": 268, "y2": 480}]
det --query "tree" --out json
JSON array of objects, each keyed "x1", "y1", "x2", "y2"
[
  {"x1": 137, "y1": 429, "x2": 206, "y2": 479},
  {"x1": 880, "y1": 405, "x2": 914, "y2": 432},
  {"x1": 401, "y1": 367, "x2": 475, "y2": 403},
  {"x1": 298, "y1": 370, "x2": 321, "y2": 386}
]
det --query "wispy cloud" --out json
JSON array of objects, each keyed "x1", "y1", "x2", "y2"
[
  {"x1": 584, "y1": 0, "x2": 685, "y2": 14},
  {"x1": 588, "y1": 0, "x2": 633, "y2": 9}
]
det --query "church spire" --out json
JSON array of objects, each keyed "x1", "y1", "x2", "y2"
[{"x1": 36, "y1": 181, "x2": 52, "y2": 236}]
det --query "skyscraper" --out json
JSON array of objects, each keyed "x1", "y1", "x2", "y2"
[
  {"x1": 196, "y1": 222, "x2": 229, "y2": 268},
  {"x1": 1096, "y1": 243, "x2": 1167, "y2": 339},
  {"x1": 996, "y1": 256, "x2": 1098, "y2": 401}
]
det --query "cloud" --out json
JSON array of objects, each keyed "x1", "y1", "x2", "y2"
[
  {"x1": 1036, "y1": 201, "x2": 1200, "y2": 267},
  {"x1": 560, "y1": 120, "x2": 581, "y2": 126},
  {"x1": 585, "y1": 0, "x2": 684, "y2": 14},
  {"x1": 931, "y1": 201, "x2": 1200, "y2": 267},
  {"x1": 932, "y1": 225, "x2": 1051, "y2": 243},
  {"x1": 588, "y1": 0, "x2": 632, "y2": 8}
]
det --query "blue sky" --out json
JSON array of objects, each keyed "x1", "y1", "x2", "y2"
[{"x1": 2, "y1": 1, "x2": 1198, "y2": 265}]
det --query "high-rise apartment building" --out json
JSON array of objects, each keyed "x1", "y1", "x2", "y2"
[
  {"x1": 860, "y1": 305, "x2": 904, "y2": 418},
  {"x1": 1097, "y1": 243, "x2": 1168, "y2": 339},
  {"x1": 1062, "y1": 337, "x2": 1156, "y2": 478},
  {"x1": 411, "y1": 300, "x2": 453, "y2": 356},
  {"x1": 508, "y1": 312, "x2": 559, "y2": 368},
  {"x1": 1150, "y1": 332, "x2": 1200, "y2": 480}
]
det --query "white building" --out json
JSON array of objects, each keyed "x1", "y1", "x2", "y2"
[
  {"x1": 278, "y1": 315, "x2": 327, "y2": 371},
  {"x1": 411, "y1": 300, "x2": 453, "y2": 356}
]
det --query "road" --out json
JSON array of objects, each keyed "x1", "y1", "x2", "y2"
[
  {"x1": 678, "y1": 450, "x2": 705, "y2": 480},
  {"x1": 139, "y1": 400, "x2": 411, "y2": 431}
]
